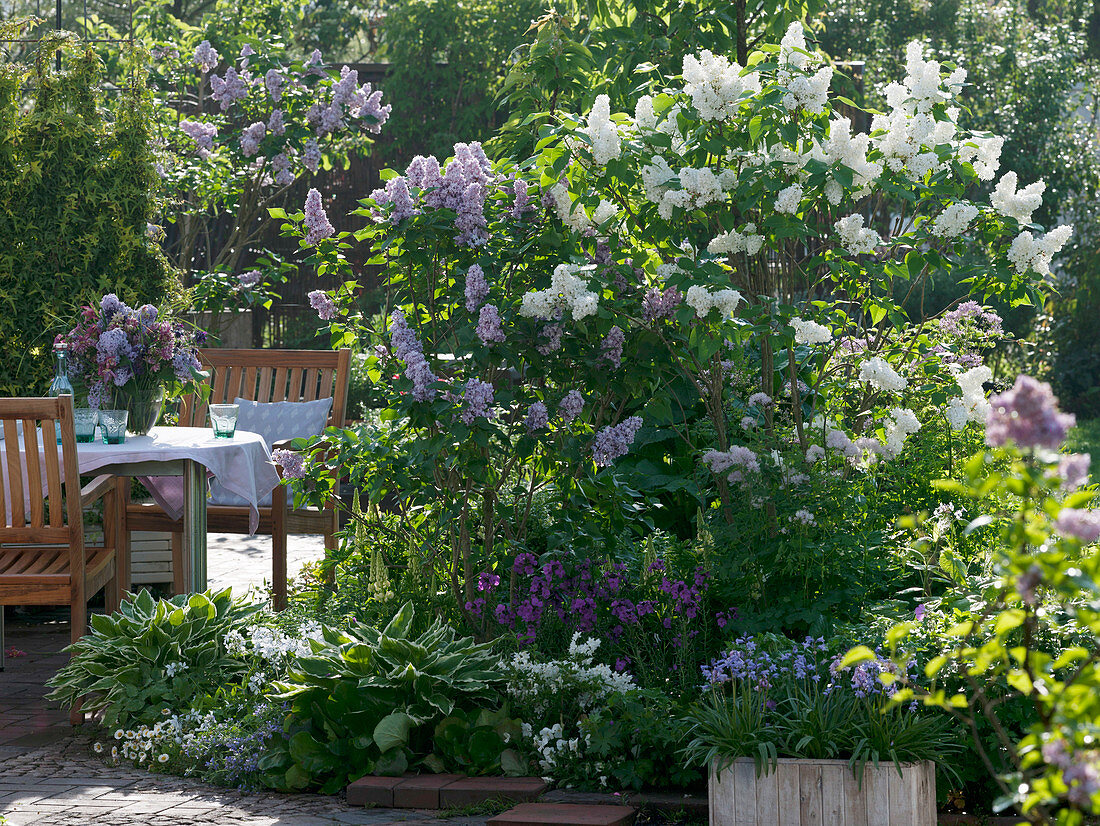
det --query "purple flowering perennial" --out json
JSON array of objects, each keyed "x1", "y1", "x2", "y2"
[
  {"x1": 592, "y1": 416, "x2": 643, "y2": 467},
  {"x1": 985, "y1": 375, "x2": 1075, "y2": 450},
  {"x1": 510, "y1": 178, "x2": 536, "y2": 220},
  {"x1": 237, "y1": 270, "x2": 262, "y2": 288},
  {"x1": 179, "y1": 120, "x2": 217, "y2": 158},
  {"x1": 641, "y1": 286, "x2": 682, "y2": 322},
  {"x1": 1055, "y1": 509, "x2": 1100, "y2": 544},
  {"x1": 210, "y1": 67, "x2": 250, "y2": 111},
  {"x1": 193, "y1": 40, "x2": 220, "y2": 73},
  {"x1": 240, "y1": 121, "x2": 265, "y2": 158},
  {"x1": 264, "y1": 68, "x2": 284, "y2": 102}
]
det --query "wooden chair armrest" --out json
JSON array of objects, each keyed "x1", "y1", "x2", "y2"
[{"x1": 80, "y1": 475, "x2": 117, "y2": 509}]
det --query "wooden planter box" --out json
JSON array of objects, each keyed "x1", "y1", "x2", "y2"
[{"x1": 710, "y1": 757, "x2": 936, "y2": 826}]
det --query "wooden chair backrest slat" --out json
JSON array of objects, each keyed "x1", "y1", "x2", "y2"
[
  {"x1": 179, "y1": 349, "x2": 351, "y2": 430},
  {"x1": 0, "y1": 399, "x2": 83, "y2": 563}
]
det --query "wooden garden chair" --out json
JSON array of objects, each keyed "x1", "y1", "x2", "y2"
[
  {"x1": 124, "y1": 348, "x2": 352, "y2": 610},
  {"x1": 0, "y1": 396, "x2": 122, "y2": 723}
]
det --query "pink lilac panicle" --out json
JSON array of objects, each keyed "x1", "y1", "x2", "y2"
[
  {"x1": 985, "y1": 375, "x2": 1075, "y2": 450},
  {"x1": 303, "y1": 188, "x2": 335, "y2": 245}
]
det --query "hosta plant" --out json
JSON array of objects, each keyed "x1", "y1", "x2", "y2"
[
  {"x1": 46, "y1": 589, "x2": 260, "y2": 729},
  {"x1": 262, "y1": 601, "x2": 508, "y2": 792}
]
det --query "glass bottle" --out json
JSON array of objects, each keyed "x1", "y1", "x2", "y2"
[{"x1": 48, "y1": 342, "x2": 74, "y2": 444}]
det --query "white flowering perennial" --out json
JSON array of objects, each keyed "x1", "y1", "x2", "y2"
[
  {"x1": 682, "y1": 50, "x2": 761, "y2": 121},
  {"x1": 707, "y1": 223, "x2": 764, "y2": 256},
  {"x1": 858, "y1": 357, "x2": 907, "y2": 393},
  {"x1": 834, "y1": 214, "x2": 881, "y2": 256},
  {"x1": 930, "y1": 203, "x2": 979, "y2": 238},
  {"x1": 790, "y1": 317, "x2": 833, "y2": 346},
  {"x1": 777, "y1": 21, "x2": 832, "y2": 114},
  {"x1": 684, "y1": 285, "x2": 744, "y2": 319},
  {"x1": 519, "y1": 264, "x2": 599, "y2": 321},
  {"x1": 822, "y1": 117, "x2": 882, "y2": 200},
  {"x1": 585, "y1": 94, "x2": 621, "y2": 166},
  {"x1": 945, "y1": 364, "x2": 993, "y2": 430},
  {"x1": 1007, "y1": 225, "x2": 1073, "y2": 277},
  {"x1": 991, "y1": 171, "x2": 1046, "y2": 225}
]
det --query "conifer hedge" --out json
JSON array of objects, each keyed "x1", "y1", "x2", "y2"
[{"x1": 0, "y1": 29, "x2": 176, "y2": 394}]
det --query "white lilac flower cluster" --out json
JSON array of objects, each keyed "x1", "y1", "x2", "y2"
[
  {"x1": 944, "y1": 364, "x2": 993, "y2": 430},
  {"x1": 991, "y1": 172, "x2": 1045, "y2": 224},
  {"x1": 790, "y1": 317, "x2": 833, "y2": 346},
  {"x1": 684, "y1": 285, "x2": 743, "y2": 319},
  {"x1": 777, "y1": 22, "x2": 833, "y2": 115},
  {"x1": 640, "y1": 158, "x2": 726, "y2": 219},
  {"x1": 584, "y1": 95, "x2": 621, "y2": 166},
  {"x1": 774, "y1": 183, "x2": 803, "y2": 215},
  {"x1": 858, "y1": 356, "x2": 907, "y2": 393},
  {"x1": 882, "y1": 407, "x2": 921, "y2": 458},
  {"x1": 1007, "y1": 225, "x2": 1073, "y2": 277},
  {"x1": 519, "y1": 264, "x2": 599, "y2": 321},
  {"x1": 682, "y1": 50, "x2": 760, "y2": 121},
  {"x1": 930, "y1": 202, "x2": 979, "y2": 238},
  {"x1": 834, "y1": 214, "x2": 881, "y2": 256},
  {"x1": 870, "y1": 41, "x2": 971, "y2": 180},
  {"x1": 707, "y1": 223, "x2": 764, "y2": 256}
]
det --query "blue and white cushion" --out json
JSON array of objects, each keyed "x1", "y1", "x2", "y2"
[{"x1": 207, "y1": 396, "x2": 332, "y2": 507}]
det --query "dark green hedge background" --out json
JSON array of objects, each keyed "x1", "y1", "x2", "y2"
[{"x1": 0, "y1": 35, "x2": 176, "y2": 395}]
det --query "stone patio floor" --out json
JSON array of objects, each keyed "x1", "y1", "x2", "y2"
[{"x1": 0, "y1": 534, "x2": 491, "y2": 826}]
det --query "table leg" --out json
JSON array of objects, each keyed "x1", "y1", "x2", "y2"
[{"x1": 181, "y1": 459, "x2": 208, "y2": 592}]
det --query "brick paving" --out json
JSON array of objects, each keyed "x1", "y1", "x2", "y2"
[{"x1": 0, "y1": 535, "x2": 490, "y2": 826}]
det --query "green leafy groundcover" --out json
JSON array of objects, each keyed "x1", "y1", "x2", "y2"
[
  {"x1": 262, "y1": 601, "x2": 522, "y2": 793},
  {"x1": 0, "y1": 29, "x2": 176, "y2": 395}
]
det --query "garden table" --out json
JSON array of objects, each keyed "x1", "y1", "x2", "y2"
[{"x1": 1, "y1": 426, "x2": 280, "y2": 593}]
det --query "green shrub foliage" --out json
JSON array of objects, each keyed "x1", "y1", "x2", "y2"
[{"x1": 0, "y1": 31, "x2": 176, "y2": 394}]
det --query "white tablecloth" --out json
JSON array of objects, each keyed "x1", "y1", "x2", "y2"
[{"x1": 1, "y1": 426, "x2": 280, "y2": 535}]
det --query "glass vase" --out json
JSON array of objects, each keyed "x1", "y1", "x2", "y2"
[{"x1": 111, "y1": 384, "x2": 165, "y2": 435}]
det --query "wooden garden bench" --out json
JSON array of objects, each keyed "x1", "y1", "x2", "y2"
[
  {"x1": 123, "y1": 348, "x2": 352, "y2": 609},
  {"x1": 0, "y1": 396, "x2": 123, "y2": 722}
]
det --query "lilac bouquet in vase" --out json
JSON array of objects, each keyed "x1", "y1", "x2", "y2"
[{"x1": 58, "y1": 294, "x2": 207, "y2": 434}]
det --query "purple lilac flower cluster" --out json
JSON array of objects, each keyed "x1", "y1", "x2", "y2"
[
  {"x1": 985, "y1": 375, "x2": 1075, "y2": 450},
  {"x1": 210, "y1": 67, "x2": 250, "y2": 110},
  {"x1": 179, "y1": 120, "x2": 217, "y2": 158},
  {"x1": 525, "y1": 401, "x2": 548, "y2": 432},
  {"x1": 558, "y1": 390, "x2": 585, "y2": 424},
  {"x1": 303, "y1": 188, "x2": 335, "y2": 245},
  {"x1": 476, "y1": 305, "x2": 506, "y2": 344},
  {"x1": 307, "y1": 290, "x2": 337, "y2": 321},
  {"x1": 307, "y1": 65, "x2": 392, "y2": 136},
  {"x1": 460, "y1": 378, "x2": 495, "y2": 424},
  {"x1": 369, "y1": 143, "x2": 495, "y2": 247},
  {"x1": 388, "y1": 310, "x2": 437, "y2": 402},
  {"x1": 57, "y1": 295, "x2": 204, "y2": 408},
  {"x1": 600, "y1": 326, "x2": 625, "y2": 368},
  {"x1": 193, "y1": 40, "x2": 220, "y2": 74},
  {"x1": 1043, "y1": 739, "x2": 1100, "y2": 808},
  {"x1": 592, "y1": 416, "x2": 643, "y2": 467},
  {"x1": 510, "y1": 178, "x2": 536, "y2": 220},
  {"x1": 940, "y1": 301, "x2": 1003, "y2": 338},
  {"x1": 464, "y1": 264, "x2": 489, "y2": 312},
  {"x1": 641, "y1": 286, "x2": 682, "y2": 322},
  {"x1": 272, "y1": 449, "x2": 306, "y2": 480}
]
